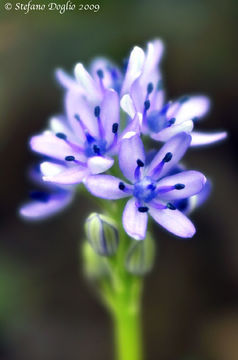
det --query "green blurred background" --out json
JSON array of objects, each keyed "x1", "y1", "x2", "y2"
[{"x1": 0, "y1": 0, "x2": 237, "y2": 359}]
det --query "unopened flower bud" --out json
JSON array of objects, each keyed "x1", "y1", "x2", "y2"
[
  {"x1": 85, "y1": 213, "x2": 119, "y2": 256},
  {"x1": 125, "y1": 233, "x2": 155, "y2": 276},
  {"x1": 81, "y1": 241, "x2": 109, "y2": 280}
]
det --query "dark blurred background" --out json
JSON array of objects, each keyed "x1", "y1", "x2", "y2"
[{"x1": 0, "y1": 0, "x2": 238, "y2": 359}]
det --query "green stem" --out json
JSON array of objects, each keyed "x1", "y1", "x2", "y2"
[
  {"x1": 113, "y1": 301, "x2": 143, "y2": 360},
  {"x1": 87, "y1": 197, "x2": 145, "y2": 360}
]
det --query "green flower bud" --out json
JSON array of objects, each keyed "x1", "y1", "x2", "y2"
[
  {"x1": 85, "y1": 213, "x2": 119, "y2": 256},
  {"x1": 125, "y1": 233, "x2": 156, "y2": 276},
  {"x1": 81, "y1": 241, "x2": 109, "y2": 280}
]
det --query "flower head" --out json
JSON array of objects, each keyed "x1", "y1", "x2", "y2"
[
  {"x1": 121, "y1": 89, "x2": 227, "y2": 146},
  {"x1": 30, "y1": 88, "x2": 120, "y2": 184},
  {"x1": 56, "y1": 39, "x2": 164, "y2": 99},
  {"x1": 86, "y1": 132, "x2": 207, "y2": 240}
]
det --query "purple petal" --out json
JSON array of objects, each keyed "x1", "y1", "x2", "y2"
[
  {"x1": 119, "y1": 113, "x2": 142, "y2": 141},
  {"x1": 120, "y1": 94, "x2": 136, "y2": 119},
  {"x1": 119, "y1": 134, "x2": 145, "y2": 182},
  {"x1": 89, "y1": 57, "x2": 122, "y2": 89},
  {"x1": 30, "y1": 132, "x2": 79, "y2": 161},
  {"x1": 74, "y1": 63, "x2": 101, "y2": 103},
  {"x1": 147, "y1": 132, "x2": 191, "y2": 179},
  {"x1": 191, "y1": 131, "x2": 227, "y2": 146},
  {"x1": 49, "y1": 116, "x2": 78, "y2": 141},
  {"x1": 55, "y1": 68, "x2": 79, "y2": 92},
  {"x1": 42, "y1": 163, "x2": 87, "y2": 185},
  {"x1": 151, "y1": 120, "x2": 194, "y2": 142},
  {"x1": 149, "y1": 206, "x2": 196, "y2": 238},
  {"x1": 19, "y1": 191, "x2": 73, "y2": 221},
  {"x1": 122, "y1": 198, "x2": 148, "y2": 240},
  {"x1": 144, "y1": 39, "x2": 164, "y2": 76},
  {"x1": 130, "y1": 39, "x2": 164, "y2": 113},
  {"x1": 167, "y1": 96, "x2": 210, "y2": 124},
  {"x1": 186, "y1": 179, "x2": 212, "y2": 214},
  {"x1": 87, "y1": 156, "x2": 114, "y2": 174},
  {"x1": 150, "y1": 88, "x2": 165, "y2": 113},
  {"x1": 156, "y1": 171, "x2": 206, "y2": 200},
  {"x1": 121, "y1": 46, "x2": 145, "y2": 95},
  {"x1": 86, "y1": 175, "x2": 131, "y2": 199},
  {"x1": 65, "y1": 91, "x2": 98, "y2": 140},
  {"x1": 40, "y1": 162, "x2": 66, "y2": 177},
  {"x1": 100, "y1": 89, "x2": 120, "y2": 145}
]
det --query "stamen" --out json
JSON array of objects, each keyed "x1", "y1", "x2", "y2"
[
  {"x1": 163, "y1": 152, "x2": 173, "y2": 163},
  {"x1": 93, "y1": 144, "x2": 100, "y2": 155},
  {"x1": 160, "y1": 102, "x2": 170, "y2": 115},
  {"x1": 65, "y1": 155, "x2": 75, "y2": 161},
  {"x1": 75, "y1": 114, "x2": 95, "y2": 143},
  {"x1": 137, "y1": 159, "x2": 144, "y2": 167},
  {"x1": 97, "y1": 69, "x2": 104, "y2": 79},
  {"x1": 56, "y1": 132, "x2": 67, "y2": 140},
  {"x1": 112, "y1": 123, "x2": 119, "y2": 134},
  {"x1": 167, "y1": 118, "x2": 176, "y2": 127},
  {"x1": 64, "y1": 155, "x2": 86, "y2": 167},
  {"x1": 94, "y1": 106, "x2": 105, "y2": 138},
  {"x1": 56, "y1": 131, "x2": 84, "y2": 153},
  {"x1": 118, "y1": 182, "x2": 125, "y2": 190},
  {"x1": 144, "y1": 99, "x2": 150, "y2": 111},
  {"x1": 74, "y1": 114, "x2": 81, "y2": 122},
  {"x1": 147, "y1": 82, "x2": 154, "y2": 94},
  {"x1": 138, "y1": 206, "x2": 149, "y2": 213},
  {"x1": 156, "y1": 185, "x2": 175, "y2": 194},
  {"x1": 94, "y1": 106, "x2": 101, "y2": 118},
  {"x1": 151, "y1": 152, "x2": 173, "y2": 180},
  {"x1": 134, "y1": 159, "x2": 144, "y2": 181},
  {"x1": 30, "y1": 191, "x2": 50, "y2": 203},
  {"x1": 174, "y1": 183, "x2": 185, "y2": 190},
  {"x1": 167, "y1": 202, "x2": 176, "y2": 210},
  {"x1": 147, "y1": 184, "x2": 156, "y2": 191}
]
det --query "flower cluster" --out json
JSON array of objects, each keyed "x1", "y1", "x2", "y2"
[{"x1": 20, "y1": 39, "x2": 226, "y2": 240}]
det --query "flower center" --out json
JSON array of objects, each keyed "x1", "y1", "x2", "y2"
[
  {"x1": 84, "y1": 138, "x2": 107, "y2": 157},
  {"x1": 133, "y1": 176, "x2": 157, "y2": 203},
  {"x1": 146, "y1": 103, "x2": 175, "y2": 134}
]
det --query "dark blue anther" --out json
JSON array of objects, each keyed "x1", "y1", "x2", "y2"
[
  {"x1": 163, "y1": 152, "x2": 173, "y2": 163},
  {"x1": 167, "y1": 202, "x2": 176, "y2": 210},
  {"x1": 174, "y1": 183, "x2": 185, "y2": 190},
  {"x1": 144, "y1": 100, "x2": 150, "y2": 111},
  {"x1": 179, "y1": 95, "x2": 190, "y2": 104},
  {"x1": 56, "y1": 132, "x2": 67, "y2": 140},
  {"x1": 74, "y1": 114, "x2": 80, "y2": 121},
  {"x1": 30, "y1": 191, "x2": 50, "y2": 203},
  {"x1": 94, "y1": 106, "x2": 101, "y2": 118},
  {"x1": 167, "y1": 118, "x2": 176, "y2": 127},
  {"x1": 112, "y1": 123, "x2": 119, "y2": 134},
  {"x1": 93, "y1": 144, "x2": 100, "y2": 155},
  {"x1": 97, "y1": 69, "x2": 104, "y2": 79},
  {"x1": 118, "y1": 182, "x2": 125, "y2": 190},
  {"x1": 138, "y1": 206, "x2": 149, "y2": 213},
  {"x1": 137, "y1": 159, "x2": 144, "y2": 167},
  {"x1": 65, "y1": 155, "x2": 75, "y2": 161},
  {"x1": 147, "y1": 183, "x2": 156, "y2": 191},
  {"x1": 147, "y1": 82, "x2": 154, "y2": 94}
]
